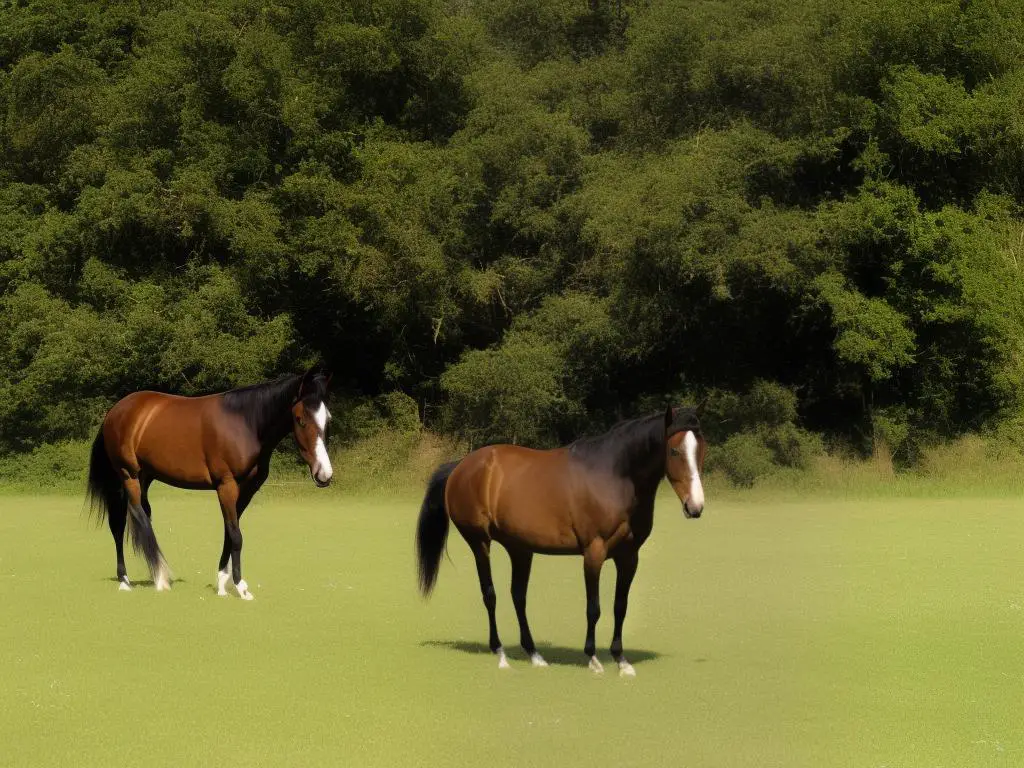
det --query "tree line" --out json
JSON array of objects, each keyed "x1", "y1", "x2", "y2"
[{"x1": 3, "y1": 0, "x2": 1024, "y2": 481}]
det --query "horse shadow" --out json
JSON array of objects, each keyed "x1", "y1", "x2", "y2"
[
  {"x1": 104, "y1": 577, "x2": 189, "y2": 588},
  {"x1": 420, "y1": 639, "x2": 662, "y2": 667}
]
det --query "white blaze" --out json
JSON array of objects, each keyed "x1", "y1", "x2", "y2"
[
  {"x1": 683, "y1": 431, "x2": 705, "y2": 510},
  {"x1": 312, "y1": 403, "x2": 333, "y2": 483}
]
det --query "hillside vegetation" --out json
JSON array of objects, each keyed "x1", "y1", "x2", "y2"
[{"x1": 4, "y1": 0, "x2": 1024, "y2": 484}]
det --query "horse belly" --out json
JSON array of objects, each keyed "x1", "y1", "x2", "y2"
[
  {"x1": 134, "y1": 409, "x2": 214, "y2": 487},
  {"x1": 492, "y1": 486, "x2": 581, "y2": 554}
]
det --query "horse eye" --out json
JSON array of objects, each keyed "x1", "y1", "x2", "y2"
[{"x1": 669, "y1": 447, "x2": 680, "y2": 457}]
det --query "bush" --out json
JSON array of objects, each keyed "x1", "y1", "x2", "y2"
[
  {"x1": 0, "y1": 439, "x2": 91, "y2": 491},
  {"x1": 712, "y1": 432, "x2": 775, "y2": 487}
]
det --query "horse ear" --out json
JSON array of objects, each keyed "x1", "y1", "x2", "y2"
[
  {"x1": 695, "y1": 396, "x2": 709, "y2": 418},
  {"x1": 664, "y1": 404, "x2": 674, "y2": 428}
]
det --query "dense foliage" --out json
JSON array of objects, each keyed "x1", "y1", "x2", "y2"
[{"x1": 3, "y1": 0, "x2": 1024, "y2": 477}]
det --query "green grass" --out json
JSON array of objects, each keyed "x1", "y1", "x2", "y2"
[{"x1": 2, "y1": 487, "x2": 1023, "y2": 767}]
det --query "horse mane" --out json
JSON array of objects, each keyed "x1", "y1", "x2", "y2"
[
  {"x1": 222, "y1": 373, "x2": 328, "y2": 439},
  {"x1": 568, "y1": 412, "x2": 665, "y2": 474},
  {"x1": 568, "y1": 406, "x2": 702, "y2": 476}
]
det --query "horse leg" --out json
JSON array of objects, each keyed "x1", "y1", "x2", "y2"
[
  {"x1": 471, "y1": 539, "x2": 507, "y2": 668},
  {"x1": 140, "y1": 476, "x2": 154, "y2": 519},
  {"x1": 216, "y1": 480, "x2": 252, "y2": 600},
  {"x1": 509, "y1": 548, "x2": 546, "y2": 667},
  {"x1": 123, "y1": 476, "x2": 171, "y2": 591},
  {"x1": 610, "y1": 548, "x2": 639, "y2": 677},
  {"x1": 107, "y1": 495, "x2": 130, "y2": 591},
  {"x1": 583, "y1": 539, "x2": 607, "y2": 673},
  {"x1": 217, "y1": 468, "x2": 267, "y2": 596}
]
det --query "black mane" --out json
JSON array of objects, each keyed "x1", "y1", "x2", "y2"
[
  {"x1": 222, "y1": 373, "x2": 328, "y2": 441},
  {"x1": 568, "y1": 412, "x2": 665, "y2": 475},
  {"x1": 568, "y1": 406, "x2": 702, "y2": 480}
]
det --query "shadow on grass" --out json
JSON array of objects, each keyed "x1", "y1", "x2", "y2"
[
  {"x1": 104, "y1": 577, "x2": 189, "y2": 589},
  {"x1": 420, "y1": 639, "x2": 662, "y2": 667}
]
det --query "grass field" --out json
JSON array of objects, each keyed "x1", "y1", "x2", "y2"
[{"x1": 2, "y1": 486, "x2": 1023, "y2": 767}]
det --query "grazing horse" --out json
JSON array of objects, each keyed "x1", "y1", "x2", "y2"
[
  {"x1": 416, "y1": 405, "x2": 706, "y2": 675},
  {"x1": 86, "y1": 370, "x2": 333, "y2": 599}
]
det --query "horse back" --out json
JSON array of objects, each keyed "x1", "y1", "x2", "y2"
[
  {"x1": 102, "y1": 391, "x2": 257, "y2": 487},
  {"x1": 446, "y1": 444, "x2": 634, "y2": 554}
]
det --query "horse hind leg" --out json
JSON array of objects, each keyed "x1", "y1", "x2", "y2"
[
  {"x1": 124, "y1": 475, "x2": 171, "y2": 591},
  {"x1": 469, "y1": 539, "x2": 507, "y2": 669},
  {"x1": 508, "y1": 548, "x2": 546, "y2": 668},
  {"x1": 107, "y1": 498, "x2": 131, "y2": 591}
]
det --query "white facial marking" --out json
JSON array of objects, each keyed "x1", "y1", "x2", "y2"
[
  {"x1": 312, "y1": 403, "x2": 333, "y2": 484},
  {"x1": 217, "y1": 569, "x2": 231, "y2": 597},
  {"x1": 313, "y1": 402, "x2": 329, "y2": 431},
  {"x1": 683, "y1": 431, "x2": 705, "y2": 510}
]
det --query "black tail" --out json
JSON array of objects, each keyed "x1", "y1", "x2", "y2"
[
  {"x1": 86, "y1": 428, "x2": 168, "y2": 582},
  {"x1": 417, "y1": 461, "x2": 458, "y2": 596}
]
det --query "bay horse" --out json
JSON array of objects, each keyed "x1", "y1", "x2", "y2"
[
  {"x1": 86, "y1": 369, "x2": 333, "y2": 599},
  {"x1": 416, "y1": 405, "x2": 706, "y2": 676}
]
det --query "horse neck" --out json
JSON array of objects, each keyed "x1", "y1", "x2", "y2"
[
  {"x1": 223, "y1": 376, "x2": 302, "y2": 452},
  {"x1": 621, "y1": 427, "x2": 667, "y2": 499}
]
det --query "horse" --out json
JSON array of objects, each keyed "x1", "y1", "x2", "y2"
[
  {"x1": 416, "y1": 405, "x2": 706, "y2": 676},
  {"x1": 86, "y1": 369, "x2": 333, "y2": 599}
]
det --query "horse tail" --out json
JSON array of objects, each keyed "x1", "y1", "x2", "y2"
[
  {"x1": 417, "y1": 461, "x2": 459, "y2": 596},
  {"x1": 86, "y1": 426, "x2": 169, "y2": 585},
  {"x1": 86, "y1": 427, "x2": 121, "y2": 526}
]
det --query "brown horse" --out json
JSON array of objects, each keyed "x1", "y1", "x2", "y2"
[
  {"x1": 86, "y1": 369, "x2": 332, "y2": 599},
  {"x1": 416, "y1": 405, "x2": 706, "y2": 675}
]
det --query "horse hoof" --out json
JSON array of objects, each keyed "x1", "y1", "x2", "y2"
[
  {"x1": 530, "y1": 653, "x2": 549, "y2": 668},
  {"x1": 497, "y1": 648, "x2": 510, "y2": 669},
  {"x1": 118, "y1": 580, "x2": 132, "y2": 592},
  {"x1": 240, "y1": 591, "x2": 254, "y2": 601},
  {"x1": 155, "y1": 580, "x2": 170, "y2": 592},
  {"x1": 588, "y1": 656, "x2": 605, "y2": 674},
  {"x1": 618, "y1": 661, "x2": 636, "y2": 677}
]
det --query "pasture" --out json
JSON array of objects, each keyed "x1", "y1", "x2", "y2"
[{"x1": 1, "y1": 488, "x2": 1022, "y2": 767}]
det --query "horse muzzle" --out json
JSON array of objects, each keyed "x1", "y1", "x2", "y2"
[
  {"x1": 683, "y1": 502, "x2": 703, "y2": 519},
  {"x1": 312, "y1": 466, "x2": 333, "y2": 487}
]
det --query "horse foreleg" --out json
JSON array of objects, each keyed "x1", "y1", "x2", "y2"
[
  {"x1": 610, "y1": 548, "x2": 639, "y2": 677},
  {"x1": 470, "y1": 540, "x2": 506, "y2": 668},
  {"x1": 217, "y1": 468, "x2": 267, "y2": 597},
  {"x1": 217, "y1": 481, "x2": 252, "y2": 600},
  {"x1": 582, "y1": 540, "x2": 607, "y2": 673}
]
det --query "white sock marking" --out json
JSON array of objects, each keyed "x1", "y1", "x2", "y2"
[
  {"x1": 236, "y1": 579, "x2": 254, "y2": 600},
  {"x1": 118, "y1": 580, "x2": 132, "y2": 592},
  {"x1": 588, "y1": 655, "x2": 605, "y2": 674},
  {"x1": 618, "y1": 659, "x2": 636, "y2": 677},
  {"x1": 530, "y1": 653, "x2": 548, "y2": 668},
  {"x1": 497, "y1": 647, "x2": 510, "y2": 669},
  {"x1": 155, "y1": 563, "x2": 171, "y2": 591},
  {"x1": 217, "y1": 569, "x2": 231, "y2": 596},
  {"x1": 683, "y1": 431, "x2": 705, "y2": 510}
]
